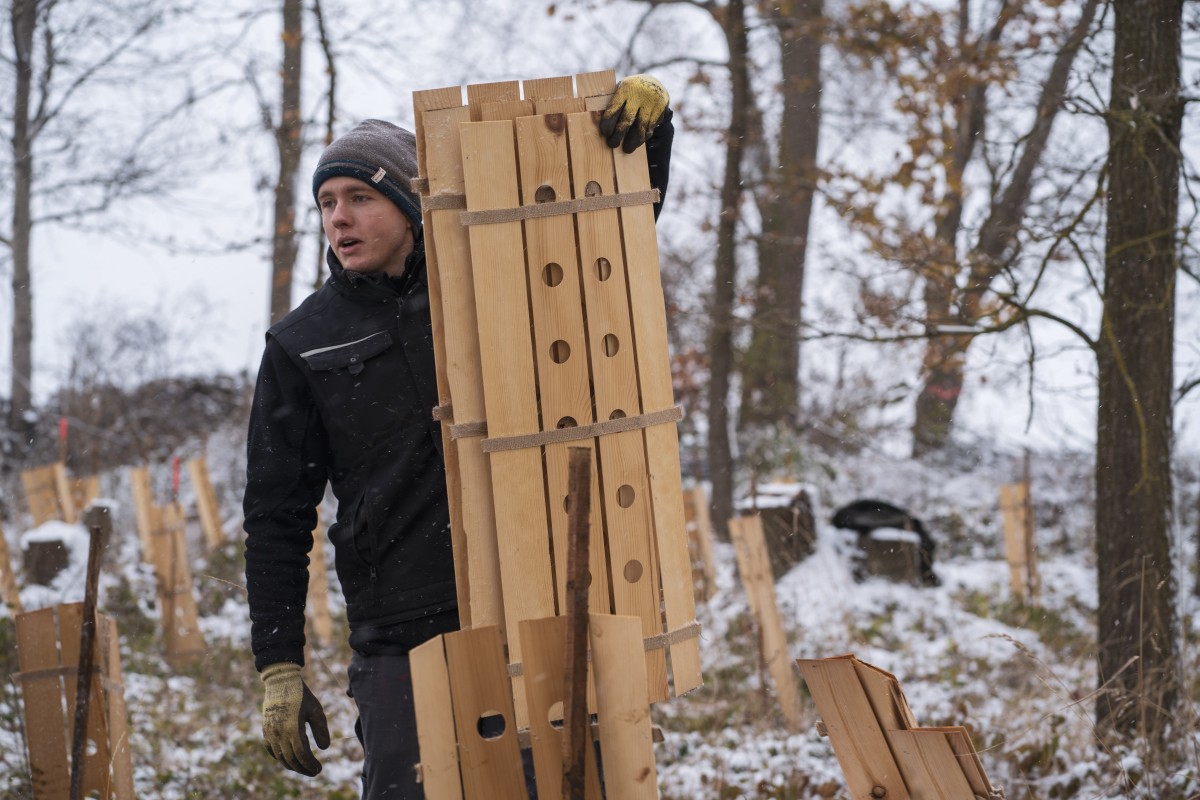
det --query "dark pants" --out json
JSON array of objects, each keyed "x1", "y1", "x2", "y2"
[{"x1": 347, "y1": 652, "x2": 537, "y2": 799}]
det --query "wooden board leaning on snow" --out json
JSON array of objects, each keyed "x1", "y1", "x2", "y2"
[{"x1": 411, "y1": 70, "x2": 702, "y2": 721}]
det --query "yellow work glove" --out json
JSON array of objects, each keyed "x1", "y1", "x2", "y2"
[
  {"x1": 261, "y1": 662, "x2": 331, "y2": 777},
  {"x1": 599, "y1": 74, "x2": 670, "y2": 153}
]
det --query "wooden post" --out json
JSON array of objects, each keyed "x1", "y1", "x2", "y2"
[
  {"x1": 1022, "y1": 451, "x2": 1040, "y2": 601},
  {"x1": 0, "y1": 519, "x2": 24, "y2": 615},
  {"x1": 562, "y1": 447, "x2": 592, "y2": 800},
  {"x1": 307, "y1": 507, "x2": 334, "y2": 648},
  {"x1": 187, "y1": 456, "x2": 226, "y2": 549},
  {"x1": 70, "y1": 505, "x2": 108, "y2": 800},
  {"x1": 999, "y1": 478, "x2": 1037, "y2": 604}
]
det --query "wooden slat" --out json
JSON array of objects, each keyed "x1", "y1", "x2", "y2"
[
  {"x1": 187, "y1": 456, "x2": 225, "y2": 548},
  {"x1": 514, "y1": 113, "x2": 609, "y2": 615},
  {"x1": 1000, "y1": 482, "x2": 1030, "y2": 600},
  {"x1": 602, "y1": 93, "x2": 703, "y2": 696},
  {"x1": 460, "y1": 119, "x2": 558, "y2": 725},
  {"x1": 425, "y1": 105, "x2": 503, "y2": 633},
  {"x1": 589, "y1": 613, "x2": 657, "y2": 799},
  {"x1": 730, "y1": 516, "x2": 802, "y2": 729},
  {"x1": 566, "y1": 110, "x2": 668, "y2": 702},
  {"x1": 444, "y1": 626, "x2": 527, "y2": 799},
  {"x1": 53, "y1": 463, "x2": 78, "y2": 524},
  {"x1": 69, "y1": 476, "x2": 99, "y2": 521},
  {"x1": 574, "y1": 70, "x2": 617, "y2": 99},
  {"x1": 411, "y1": 636, "x2": 465, "y2": 800},
  {"x1": 796, "y1": 656, "x2": 911, "y2": 800},
  {"x1": 524, "y1": 75, "x2": 573, "y2": 101},
  {"x1": 466, "y1": 80, "x2": 520, "y2": 120},
  {"x1": 16, "y1": 607, "x2": 70, "y2": 800},
  {"x1": 155, "y1": 503, "x2": 205, "y2": 667},
  {"x1": 928, "y1": 726, "x2": 992, "y2": 797},
  {"x1": 21, "y1": 464, "x2": 64, "y2": 527},
  {"x1": 534, "y1": 97, "x2": 586, "y2": 116},
  {"x1": 689, "y1": 486, "x2": 717, "y2": 587},
  {"x1": 853, "y1": 657, "x2": 919, "y2": 732},
  {"x1": 518, "y1": 616, "x2": 603, "y2": 800},
  {"x1": 98, "y1": 614, "x2": 135, "y2": 799},
  {"x1": 306, "y1": 509, "x2": 333, "y2": 647},
  {"x1": 58, "y1": 603, "x2": 111, "y2": 796},
  {"x1": 890, "y1": 729, "x2": 976, "y2": 800},
  {"x1": 0, "y1": 519, "x2": 24, "y2": 614},
  {"x1": 128, "y1": 467, "x2": 157, "y2": 562},
  {"x1": 479, "y1": 99, "x2": 535, "y2": 122}
]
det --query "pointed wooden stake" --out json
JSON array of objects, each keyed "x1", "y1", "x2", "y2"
[{"x1": 562, "y1": 446, "x2": 592, "y2": 800}]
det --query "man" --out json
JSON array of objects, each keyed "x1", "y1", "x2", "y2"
[{"x1": 243, "y1": 75, "x2": 674, "y2": 798}]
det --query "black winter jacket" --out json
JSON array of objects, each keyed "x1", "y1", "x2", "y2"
[{"x1": 244, "y1": 110, "x2": 674, "y2": 671}]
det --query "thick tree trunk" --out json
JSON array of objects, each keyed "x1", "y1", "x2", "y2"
[
  {"x1": 739, "y1": 0, "x2": 822, "y2": 439},
  {"x1": 1095, "y1": 0, "x2": 1181, "y2": 749},
  {"x1": 706, "y1": 0, "x2": 750, "y2": 540},
  {"x1": 269, "y1": 0, "x2": 303, "y2": 326},
  {"x1": 8, "y1": 0, "x2": 36, "y2": 444}
]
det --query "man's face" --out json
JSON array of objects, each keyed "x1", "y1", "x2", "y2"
[{"x1": 318, "y1": 176, "x2": 414, "y2": 277}]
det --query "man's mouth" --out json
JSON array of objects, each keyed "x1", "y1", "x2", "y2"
[{"x1": 338, "y1": 238, "x2": 361, "y2": 251}]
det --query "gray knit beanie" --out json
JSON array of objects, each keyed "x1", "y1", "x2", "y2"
[{"x1": 312, "y1": 119, "x2": 422, "y2": 235}]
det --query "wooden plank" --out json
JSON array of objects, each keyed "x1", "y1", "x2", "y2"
[
  {"x1": 306, "y1": 508, "x2": 333, "y2": 648},
  {"x1": 574, "y1": 70, "x2": 617, "y2": 99},
  {"x1": 69, "y1": 476, "x2": 99, "y2": 521},
  {"x1": 444, "y1": 627, "x2": 527, "y2": 799},
  {"x1": 186, "y1": 457, "x2": 225, "y2": 548},
  {"x1": 460, "y1": 119, "x2": 559, "y2": 725},
  {"x1": 479, "y1": 99, "x2": 535, "y2": 122},
  {"x1": 98, "y1": 614, "x2": 135, "y2": 799},
  {"x1": 689, "y1": 486, "x2": 717, "y2": 587},
  {"x1": 21, "y1": 464, "x2": 64, "y2": 527},
  {"x1": 534, "y1": 97, "x2": 586, "y2": 116},
  {"x1": 518, "y1": 616, "x2": 603, "y2": 800},
  {"x1": 729, "y1": 517, "x2": 801, "y2": 729},
  {"x1": 58, "y1": 603, "x2": 110, "y2": 797},
  {"x1": 524, "y1": 75, "x2": 573, "y2": 101},
  {"x1": 128, "y1": 467, "x2": 157, "y2": 562},
  {"x1": 853, "y1": 656, "x2": 919, "y2": 732},
  {"x1": 53, "y1": 463, "x2": 78, "y2": 524},
  {"x1": 425, "y1": 105, "x2": 503, "y2": 634},
  {"x1": 16, "y1": 607, "x2": 70, "y2": 800},
  {"x1": 0, "y1": 519, "x2": 24, "y2": 614},
  {"x1": 796, "y1": 656, "x2": 911, "y2": 800},
  {"x1": 601, "y1": 93, "x2": 703, "y2": 696},
  {"x1": 589, "y1": 614, "x2": 657, "y2": 799},
  {"x1": 155, "y1": 503, "x2": 205, "y2": 667},
  {"x1": 999, "y1": 482, "x2": 1029, "y2": 600},
  {"x1": 514, "y1": 113, "x2": 609, "y2": 614},
  {"x1": 466, "y1": 80, "x2": 520, "y2": 120},
  {"x1": 414, "y1": 89, "x2": 471, "y2": 629},
  {"x1": 410, "y1": 635, "x2": 465, "y2": 800},
  {"x1": 566, "y1": 110, "x2": 668, "y2": 702},
  {"x1": 890, "y1": 729, "x2": 976, "y2": 800}
]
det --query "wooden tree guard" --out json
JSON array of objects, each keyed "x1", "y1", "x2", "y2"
[
  {"x1": 186, "y1": 456, "x2": 226, "y2": 549},
  {"x1": 796, "y1": 654, "x2": 1001, "y2": 800},
  {"x1": 128, "y1": 466, "x2": 160, "y2": 562},
  {"x1": 729, "y1": 515, "x2": 802, "y2": 730},
  {"x1": 0, "y1": 519, "x2": 24, "y2": 614},
  {"x1": 15, "y1": 603, "x2": 134, "y2": 799},
  {"x1": 683, "y1": 485, "x2": 717, "y2": 600},
  {"x1": 153, "y1": 503, "x2": 205, "y2": 668},
  {"x1": 999, "y1": 480, "x2": 1039, "y2": 603},
  {"x1": 414, "y1": 615, "x2": 657, "y2": 800},
  {"x1": 307, "y1": 507, "x2": 334, "y2": 648},
  {"x1": 21, "y1": 462, "x2": 77, "y2": 526},
  {"x1": 412, "y1": 71, "x2": 702, "y2": 717}
]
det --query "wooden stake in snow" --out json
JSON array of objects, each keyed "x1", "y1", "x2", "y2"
[
  {"x1": 69, "y1": 505, "x2": 108, "y2": 800},
  {"x1": 999, "y1": 455, "x2": 1039, "y2": 605},
  {"x1": 187, "y1": 456, "x2": 226, "y2": 549},
  {"x1": 562, "y1": 447, "x2": 592, "y2": 800},
  {"x1": 0, "y1": 518, "x2": 23, "y2": 615}
]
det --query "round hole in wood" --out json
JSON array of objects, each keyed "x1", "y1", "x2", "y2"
[
  {"x1": 602, "y1": 334, "x2": 619, "y2": 357},
  {"x1": 609, "y1": 409, "x2": 626, "y2": 420},
  {"x1": 623, "y1": 559, "x2": 644, "y2": 583},
  {"x1": 535, "y1": 185, "x2": 556, "y2": 203},
  {"x1": 557, "y1": 416, "x2": 577, "y2": 429},
  {"x1": 549, "y1": 700, "x2": 564, "y2": 729},
  {"x1": 477, "y1": 711, "x2": 506, "y2": 740},
  {"x1": 543, "y1": 262, "x2": 564, "y2": 287},
  {"x1": 550, "y1": 340, "x2": 571, "y2": 364},
  {"x1": 585, "y1": 180, "x2": 602, "y2": 197},
  {"x1": 563, "y1": 494, "x2": 570, "y2": 513},
  {"x1": 595, "y1": 257, "x2": 612, "y2": 281},
  {"x1": 617, "y1": 484, "x2": 635, "y2": 508}
]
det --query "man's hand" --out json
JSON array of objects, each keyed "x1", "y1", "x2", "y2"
[
  {"x1": 600, "y1": 74, "x2": 670, "y2": 153},
  {"x1": 261, "y1": 662, "x2": 331, "y2": 777}
]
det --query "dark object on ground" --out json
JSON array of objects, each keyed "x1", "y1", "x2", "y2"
[
  {"x1": 831, "y1": 499, "x2": 941, "y2": 587},
  {"x1": 24, "y1": 537, "x2": 69, "y2": 586}
]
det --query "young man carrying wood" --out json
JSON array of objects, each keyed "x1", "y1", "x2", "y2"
[{"x1": 243, "y1": 75, "x2": 674, "y2": 799}]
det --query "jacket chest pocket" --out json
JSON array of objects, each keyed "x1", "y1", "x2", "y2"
[{"x1": 301, "y1": 330, "x2": 419, "y2": 448}]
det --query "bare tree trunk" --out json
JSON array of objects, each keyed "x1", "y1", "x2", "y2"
[
  {"x1": 1095, "y1": 0, "x2": 1181, "y2": 752},
  {"x1": 706, "y1": 0, "x2": 750, "y2": 539},
  {"x1": 739, "y1": 0, "x2": 822, "y2": 444},
  {"x1": 8, "y1": 0, "x2": 36, "y2": 444},
  {"x1": 269, "y1": 0, "x2": 303, "y2": 326},
  {"x1": 910, "y1": 0, "x2": 1098, "y2": 456}
]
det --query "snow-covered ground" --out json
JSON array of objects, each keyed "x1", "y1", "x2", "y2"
[{"x1": 1, "y1": 424, "x2": 1197, "y2": 799}]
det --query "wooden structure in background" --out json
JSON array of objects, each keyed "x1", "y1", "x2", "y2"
[
  {"x1": 15, "y1": 603, "x2": 134, "y2": 799},
  {"x1": 128, "y1": 466, "x2": 205, "y2": 667},
  {"x1": 860, "y1": 530, "x2": 922, "y2": 586},
  {"x1": 796, "y1": 654, "x2": 1001, "y2": 800},
  {"x1": 729, "y1": 514, "x2": 802, "y2": 730},
  {"x1": 20, "y1": 462, "x2": 97, "y2": 526},
  {"x1": 306, "y1": 508, "x2": 334, "y2": 648},
  {"x1": 999, "y1": 479, "x2": 1039, "y2": 604},
  {"x1": 413, "y1": 614, "x2": 657, "y2": 800},
  {"x1": 412, "y1": 70, "x2": 701, "y2": 718},
  {"x1": 683, "y1": 485, "x2": 717, "y2": 600},
  {"x1": 186, "y1": 456, "x2": 226, "y2": 549},
  {"x1": 0, "y1": 520, "x2": 24, "y2": 614}
]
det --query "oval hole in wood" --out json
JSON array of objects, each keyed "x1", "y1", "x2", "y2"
[
  {"x1": 557, "y1": 416, "x2": 577, "y2": 429},
  {"x1": 585, "y1": 180, "x2": 602, "y2": 197},
  {"x1": 623, "y1": 559, "x2": 643, "y2": 583},
  {"x1": 609, "y1": 409, "x2": 626, "y2": 420},
  {"x1": 549, "y1": 700, "x2": 564, "y2": 729},
  {"x1": 617, "y1": 484, "x2": 635, "y2": 508},
  {"x1": 595, "y1": 257, "x2": 612, "y2": 281},
  {"x1": 477, "y1": 711, "x2": 507, "y2": 740},
  {"x1": 535, "y1": 185, "x2": 556, "y2": 203},
  {"x1": 543, "y1": 262, "x2": 564, "y2": 287},
  {"x1": 550, "y1": 340, "x2": 571, "y2": 364},
  {"x1": 602, "y1": 334, "x2": 619, "y2": 357}
]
